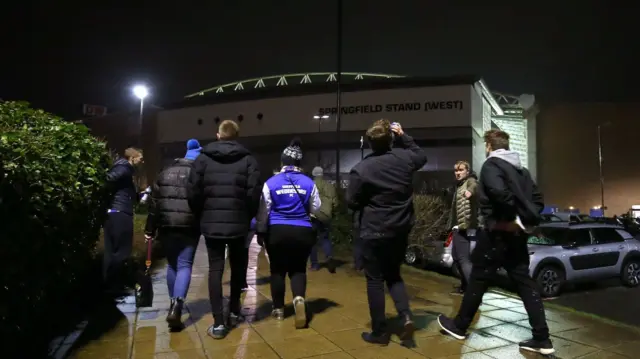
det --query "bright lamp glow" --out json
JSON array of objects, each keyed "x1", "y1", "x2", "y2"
[
  {"x1": 133, "y1": 85, "x2": 148, "y2": 99},
  {"x1": 313, "y1": 115, "x2": 329, "y2": 119}
]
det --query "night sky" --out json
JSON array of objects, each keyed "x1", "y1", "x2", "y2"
[{"x1": 1, "y1": 1, "x2": 638, "y2": 119}]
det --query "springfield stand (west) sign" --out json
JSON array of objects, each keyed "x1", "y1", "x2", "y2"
[{"x1": 317, "y1": 100, "x2": 464, "y2": 116}]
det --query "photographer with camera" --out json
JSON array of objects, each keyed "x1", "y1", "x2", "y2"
[{"x1": 346, "y1": 120, "x2": 427, "y2": 345}]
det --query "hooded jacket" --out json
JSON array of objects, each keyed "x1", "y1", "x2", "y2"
[
  {"x1": 144, "y1": 158, "x2": 197, "y2": 235},
  {"x1": 106, "y1": 158, "x2": 137, "y2": 215},
  {"x1": 448, "y1": 172, "x2": 479, "y2": 230},
  {"x1": 187, "y1": 140, "x2": 261, "y2": 239},
  {"x1": 478, "y1": 149, "x2": 544, "y2": 228}
]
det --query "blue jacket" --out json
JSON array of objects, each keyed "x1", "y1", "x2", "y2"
[{"x1": 256, "y1": 167, "x2": 321, "y2": 232}]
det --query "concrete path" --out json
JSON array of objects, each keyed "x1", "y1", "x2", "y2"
[{"x1": 55, "y1": 240, "x2": 640, "y2": 358}]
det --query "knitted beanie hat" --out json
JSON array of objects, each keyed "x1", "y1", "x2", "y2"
[{"x1": 281, "y1": 137, "x2": 303, "y2": 166}]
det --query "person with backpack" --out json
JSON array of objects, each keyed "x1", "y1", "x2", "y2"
[
  {"x1": 144, "y1": 139, "x2": 201, "y2": 329},
  {"x1": 438, "y1": 129, "x2": 554, "y2": 355},
  {"x1": 309, "y1": 166, "x2": 337, "y2": 273},
  {"x1": 255, "y1": 138, "x2": 321, "y2": 329}
]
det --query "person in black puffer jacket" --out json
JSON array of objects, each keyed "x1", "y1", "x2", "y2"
[
  {"x1": 145, "y1": 139, "x2": 202, "y2": 330},
  {"x1": 188, "y1": 120, "x2": 261, "y2": 339},
  {"x1": 103, "y1": 147, "x2": 143, "y2": 293}
]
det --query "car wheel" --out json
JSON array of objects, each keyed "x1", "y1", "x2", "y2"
[
  {"x1": 621, "y1": 259, "x2": 640, "y2": 287},
  {"x1": 405, "y1": 246, "x2": 422, "y2": 266},
  {"x1": 535, "y1": 266, "x2": 565, "y2": 298}
]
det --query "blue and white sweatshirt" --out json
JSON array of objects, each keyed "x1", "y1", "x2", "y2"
[{"x1": 261, "y1": 167, "x2": 321, "y2": 228}]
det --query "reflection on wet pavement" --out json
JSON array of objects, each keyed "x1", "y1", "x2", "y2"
[{"x1": 55, "y1": 240, "x2": 640, "y2": 359}]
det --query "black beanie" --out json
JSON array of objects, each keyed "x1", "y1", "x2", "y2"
[{"x1": 281, "y1": 137, "x2": 303, "y2": 166}]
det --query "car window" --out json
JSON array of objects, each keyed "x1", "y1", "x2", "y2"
[
  {"x1": 591, "y1": 228, "x2": 624, "y2": 244},
  {"x1": 615, "y1": 229, "x2": 634, "y2": 240},
  {"x1": 567, "y1": 229, "x2": 592, "y2": 246},
  {"x1": 528, "y1": 227, "x2": 568, "y2": 245}
]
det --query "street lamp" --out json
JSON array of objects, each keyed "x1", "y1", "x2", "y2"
[
  {"x1": 313, "y1": 115, "x2": 330, "y2": 162},
  {"x1": 133, "y1": 85, "x2": 149, "y2": 147},
  {"x1": 597, "y1": 121, "x2": 611, "y2": 215}
]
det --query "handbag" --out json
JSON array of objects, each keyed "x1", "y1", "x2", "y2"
[{"x1": 135, "y1": 239, "x2": 154, "y2": 308}]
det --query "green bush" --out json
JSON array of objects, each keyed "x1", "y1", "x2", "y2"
[
  {"x1": 409, "y1": 194, "x2": 451, "y2": 247},
  {"x1": 0, "y1": 101, "x2": 112, "y2": 345},
  {"x1": 330, "y1": 188, "x2": 355, "y2": 247}
]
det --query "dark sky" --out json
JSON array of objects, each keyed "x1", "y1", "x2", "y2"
[{"x1": 2, "y1": 1, "x2": 638, "y2": 118}]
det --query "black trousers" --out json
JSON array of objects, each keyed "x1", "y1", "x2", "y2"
[
  {"x1": 103, "y1": 212, "x2": 134, "y2": 287},
  {"x1": 361, "y1": 234, "x2": 411, "y2": 333},
  {"x1": 205, "y1": 236, "x2": 248, "y2": 326},
  {"x1": 265, "y1": 224, "x2": 315, "y2": 309},
  {"x1": 452, "y1": 230, "x2": 474, "y2": 290},
  {"x1": 454, "y1": 230, "x2": 550, "y2": 340}
]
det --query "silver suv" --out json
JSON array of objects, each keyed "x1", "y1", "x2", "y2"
[{"x1": 528, "y1": 222, "x2": 640, "y2": 297}]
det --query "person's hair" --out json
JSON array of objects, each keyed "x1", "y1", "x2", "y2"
[
  {"x1": 454, "y1": 160, "x2": 470, "y2": 171},
  {"x1": 483, "y1": 129, "x2": 510, "y2": 151},
  {"x1": 366, "y1": 119, "x2": 393, "y2": 152},
  {"x1": 218, "y1": 119, "x2": 240, "y2": 140},
  {"x1": 124, "y1": 147, "x2": 143, "y2": 160}
]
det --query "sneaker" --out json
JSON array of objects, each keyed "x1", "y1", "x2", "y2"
[
  {"x1": 519, "y1": 338, "x2": 555, "y2": 355},
  {"x1": 437, "y1": 315, "x2": 467, "y2": 340},
  {"x1": 450, "y1": 286, "x2": 465, "y2": 296},
  {"x1": 361, "y1": 331, "x2": 390, "y2": 345},
  {"x1": 227, "y1": 312, "x2": 245, "y2": 328},
  {"x1": 398, "y1": 314, "x2": 416, "y2": 341},
  {"x1": 293, "y1": 296, "x2": 307, "y2": 329},
  {"x1": 206, "y1": 324, "x2": 228, "y2": 340},
  {"x1": 271, "y1": 308, "x2": 284, "y2": 320}
]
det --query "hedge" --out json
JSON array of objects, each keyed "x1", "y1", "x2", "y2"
[{"x1": 0, "y1": 101, "x2": 112, "y2": 349}]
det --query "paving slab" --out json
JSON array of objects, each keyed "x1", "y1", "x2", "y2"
[{"x1": 59, "y1": 241, "x2": 640, "y2": 359}]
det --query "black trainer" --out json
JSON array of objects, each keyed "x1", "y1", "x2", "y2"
[
  {"x1": 326, "y1": 257, "x2": 337, "y2": 274},
  {"x1": 361, "y1": 331, "x2": 391, "y2": 345},
  {"x1": 519, "y1": 338, "x2": 555, "y2": 355},
  {"x1": 437, "y1": 315, "x2": 467, "y2": 340}
]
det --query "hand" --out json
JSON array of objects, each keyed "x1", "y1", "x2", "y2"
[
  {"x1": 390, "y1": 122, "x2": 404, "y2": 136},
  {"x1": 464, "y1": 190, "x2": 472, "y2": 199},
  {"x1": 144, "y1": 234, "x2": 153, "y2": 242}
]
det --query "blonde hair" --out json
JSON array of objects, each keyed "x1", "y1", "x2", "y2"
[
  {"x1": 218, "y1": 119, "x2": 240, "y2": 140},
  {"x1": 454, "y1": 161, "x2": 470, "y2": 171},
  {"x1": 124, "y1": 147, "x2": 143, "y2": 160},
  {"x1": 366, "y1": 119, "x2": 393, "y2": 152}
]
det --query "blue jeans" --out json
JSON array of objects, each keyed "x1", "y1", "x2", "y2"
[
  {"x1": 162, "y1": 229, "x2": 200, "y2": 299},
  {"x1": 310, "y1": 222, "x2": 332, "y2": 267}
]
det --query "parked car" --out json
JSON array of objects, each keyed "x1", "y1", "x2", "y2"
[
  {"x1": 541, "y1": 214, "x2": 563, "y2": 222},
  {"x1": 525, "y1": 222, "x2": 640, "y2": 297},
  {"x1": 406, "y1": 222, "x2": 640, "y2": 298},
  {"x1": 405, "y1": 231, "x2": 477, "y2": 278}
]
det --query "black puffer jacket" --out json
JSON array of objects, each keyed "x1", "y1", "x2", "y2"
[
  {"x1": 188, "y1": 140, "x2": 261, "y2": 240},
  {"x1": 145, "y1": 158, "x2": 197, "y2": 235},
  {"x1": 106, "y1": 158, "x2": 137, "y2": 215}
]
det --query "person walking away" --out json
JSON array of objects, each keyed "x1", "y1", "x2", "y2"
[
  {"x1": 103, "y1": 147, "x2": 144, "y2": 295},
  {"x1": 346, "y1": 120, "x2": 427, "y2": 345},
  {"x1": 255, "y1": 138, "x2": 321, "y2": 329},
  {"x1": 187, "y1": 120, "x2": 261, "y2": 339},
  {"x1": 437, "y1": 129, "x2": 554, "y2": 355},
  {"x1": 447, "y1": 160, "x2": 479, "y2": 295},
  {"x1": 144, "y1": 139, "x2": 202, "y2": 330},
  {"x1": 309, "y1": 166, "x2": 337, "y2": 273}
]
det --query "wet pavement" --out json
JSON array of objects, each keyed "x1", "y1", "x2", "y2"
[{"x1": 53, "y1": 241, "x2": 640, "y2": 359}]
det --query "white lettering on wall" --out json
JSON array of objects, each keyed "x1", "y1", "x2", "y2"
[{"x1": 317, "y1": 101, "x2": 463, "y2": 116}]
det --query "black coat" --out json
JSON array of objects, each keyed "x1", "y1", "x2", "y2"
[
  {"x1": 187, "y1": 140, "x2": 261, "y2": 240},
  {"x1": 346, "y1": 134, "x2": 428, "y2": 239},
  {"x1": 145, "y1": 158, "x2": 197, "y2": 235},
  {"x1": 478, "y1": 155, "x2": 544, "y2": 227},
  {"x1": 106, "y1": 158, "x2": 137, "y2": 215}
]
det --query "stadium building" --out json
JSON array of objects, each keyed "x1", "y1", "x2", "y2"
[{"x1": 149, "y1": 72, "x2": 537, "y2": 189}]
